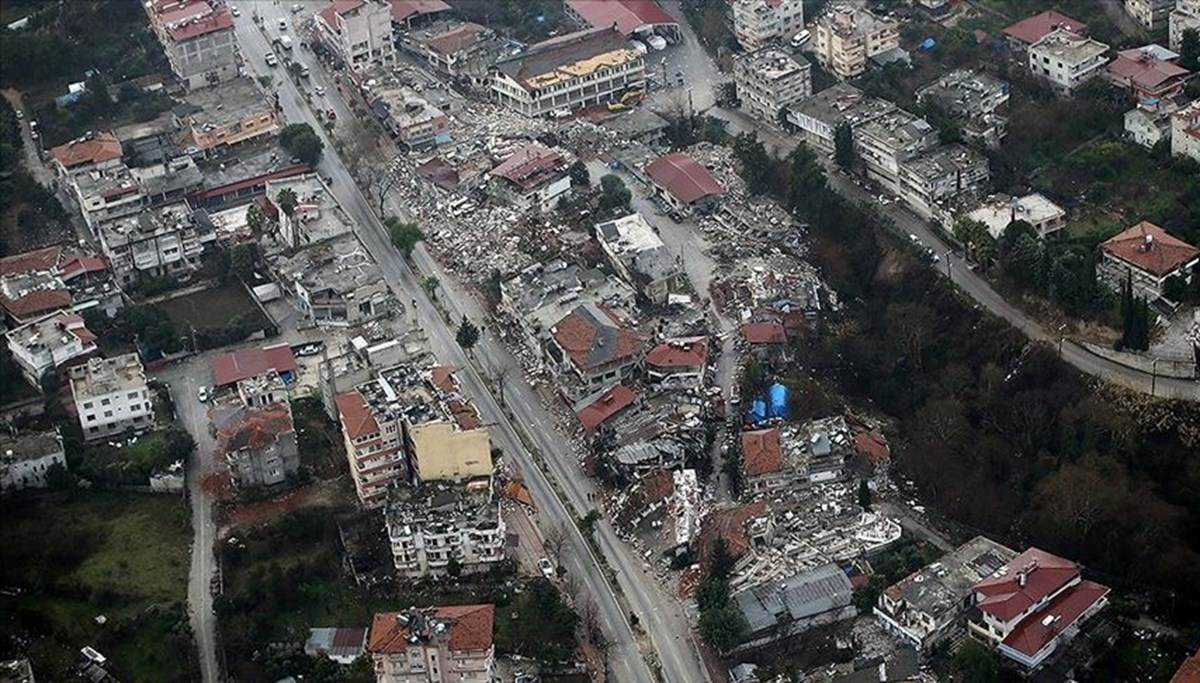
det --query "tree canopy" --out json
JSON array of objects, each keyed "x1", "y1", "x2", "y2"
[{"x1": 279, "y1": 123, "x2": 324, "y2": 166}]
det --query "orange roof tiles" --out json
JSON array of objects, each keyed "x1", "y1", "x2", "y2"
[
  {"x1": 644, "y1": 335, "x2": 708, "y2": 369},
  {"x1": 1, "y1": 288, "x2": 72, "y2": 319},
  {"x1": 219, "y1": 404, "x2": 294, "y2": 453},
  {"x1": 336, "y1": 390, "x2": 379, "y2": 440},
  {"x1": 974, "y1": 547, "x2": 1081, "y2": 622},
  {"x1": 742, "y1": 428, "x2": 783, "y2": 477},
  {"x1": 0, "y1": 246, "x2": 62, "y2": 276},
  {"x1": 576, "y1": 384, "x2": 638, "y2": 430},
  {"x1": 742, "y1": 321, "x2": 787, "y2": 345},
  {"x1": 645, "y1": 152, "x2": 724, "y2": 205},
  {"x1": 50, "y1": 133, "x2": 123, "y2": 169},
  {"x1": 1101, "y1": 221, "x2": 1199, "y2": 277},
  {"x1": 369, "y1": 604, "x2": 495, "y2": 654},
  {"x1": 552, "y1": 303, "x2": 646, "y2": 371},
  {"x1": 1003, "y1": 10, "x2": 1086, "y2": 45},
  {"x1": 1172, "y1": 647, "x2": 1200, "y2": 683}
]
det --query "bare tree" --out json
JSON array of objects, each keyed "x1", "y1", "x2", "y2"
[
  {"x1": 543, "y1": 522, "x2": 569, "y2": 561},
  {"x1": 577, "y1": 595, "x2": 606, "y2": 648}
]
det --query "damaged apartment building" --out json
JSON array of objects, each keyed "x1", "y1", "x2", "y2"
[
  {"x1": 385, "y1": 480, "x2": 506, "y2": 577},
  {"x1": 595, "y1": 212, "x2": 689, "y2": 305}
]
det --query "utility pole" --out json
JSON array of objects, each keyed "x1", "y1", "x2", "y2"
[{"x1": 1151, "y1": 357, "x2": 1159, "y2": 396}]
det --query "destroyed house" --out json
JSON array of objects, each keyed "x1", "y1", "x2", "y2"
[
  {"x1": 595, "y1": 213, "x2": 688, "y2": 304},
  {"x1": 487, "y1": 143, "x2": 571, "y2": 213},
  {"x1": 385, "y1": 482, "x2": 505, "y2": 577},
  {"x1": 548, "y1": 302, "x2": 648, "y2": 399}
]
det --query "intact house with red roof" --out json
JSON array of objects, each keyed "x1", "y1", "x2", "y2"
[
  {"x1": 742, "y1": 318, "x2": 789, "y2": 363},
  {"x1": 69, "y1": 354, "x2": 154, "y2": 442},
  {"x1": 645, "y1": 152, "x2": 724, "y2": 217},
  {"x1": 0, "y1": 246, "x2": 123, "y2": 325},
  {"x1": 335, "y1": 364, "x2": 492, "y2": 507},
  {"x1": 968, "y1": 547, "x2": 1110, "y2": 670},
  {"x1": 49, "y1": 132, "x2": 124, "y2": 179},
  {"x1": 389, "y1": 0, "x2": 451, "y2": 30},
  {"x1": 563, "y1": 0, "x2": 680, "y2": 41},
  {"x1": 211, "y1": 344, "x2": 297, "y2": 388},
  {"x1": 487, "y1": 142, "x2": 571, "y2": 213},
  {"x1": 213, "y1": 401, "x2": 299, "y2": 489},
  {"x1": 1003, "y1": 10, "x2": 1087, "y2": 52},
  {"x1": 145, "y1": 0, "x2": 237, "y2": 89},
  {"x1": 1106, "y1": 45, "x2": 1190, "y2": 100},
  {"x1": 644, "y1": 335, "x2": 708, "y2": 389},
  {"x1": 548, "y1": 302, "x2": 648, "y2": 400},
  {"x1": 741, "y1": 427, "x2": 791, "y2": 494},
  {"x1": 368, "y1": 604, "x2": 495, "y2": 682},
  {"x1": 5, "y1": 311, "x2": 98, "y2": 389},
  {"x1": 575, "y1": 383, "x2": 639, "y2": 431},
  {"x1": 317, "y1": 0, "x2": 395, "y2": 68},
  {"x1": 1098, "y1": 221, "x2": 1200, "y2": 300},
  {"x1": 595, "y1": 212, "x2": 688, "y2": 305}
]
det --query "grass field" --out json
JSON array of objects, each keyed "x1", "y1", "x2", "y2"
[
  {"x1": 0, "y1": 492, "x2": 195, "y2": 682},
  {"x1": 77, "y1": 431, "x2": 169, "y2": 485},
  {"x1": 156, "y1": 280, "x2": 267, "y2": 333}
]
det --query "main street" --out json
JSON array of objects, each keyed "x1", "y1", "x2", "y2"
[{"x1": 234, "y1": 6, "x2": 706, "y2": 681}]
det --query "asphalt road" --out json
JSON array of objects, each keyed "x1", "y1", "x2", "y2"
[{"x1": 235, "y1": 6, "x2": 697, "y2": 681}]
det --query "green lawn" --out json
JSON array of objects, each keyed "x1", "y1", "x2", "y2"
[
  {"x1": 293, "y1": 396, "x2": 347, "y2": 479},
  {"x1": 0, "y1": 492, "x2": 194, "y2": 682},
  {"x1": 77, "y1": 431, "x2": 170, "y2": 486}
]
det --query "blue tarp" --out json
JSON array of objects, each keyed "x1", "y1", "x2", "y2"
[
  {"x1": 768, "y1": 383, "x2": 788, "y2": 418},
  {"x1": 748, "y1": 399, "x2": 767, "y2": 424},
  {"x1": 920, "y1": 37, "x2": 936, "y2": 51}
]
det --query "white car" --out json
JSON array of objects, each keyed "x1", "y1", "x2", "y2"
[
  {"x1": 291, "y1": 3, "x2": 303, "y2": 13},
  {"x1": 230, "y1": 5, "x2": 240, "y2": 17},
  {"x1": 537, "y1": 558, "x2": 555, "y2": 579},
  {"x1": 278, "y1": 18, "x2": 288, "y2": 31},
  {"x1": 197, "y1": 386, "x2": 210, "y2": 403},
  {"x1": 646, "y1": 35, "x2": 667, "y2": 51},
  {"x1": 314, "y1": 86, "x2": 325, "y2": 96}
]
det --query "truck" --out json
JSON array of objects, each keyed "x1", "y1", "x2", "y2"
[{"x1": 278, "y1": 35, "x2": 293, "y2": 51}]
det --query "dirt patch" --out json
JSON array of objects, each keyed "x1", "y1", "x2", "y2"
[
  {"x1": 201, "y1": 470, "x2": 234, "y2": 500},
  {"x1": 873, "y1": 248, "x2": 907, "y2": 284},
  {"x1": 218, "y1": 478, "x2": 347, "y2": 536}
]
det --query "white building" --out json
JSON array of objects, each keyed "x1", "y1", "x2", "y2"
[
  {"x1": 897, "y1": 145, "x2": 991, "y2": 221},
  {"x1": 1125, "y1": 0, "x2": 1176, "y2": 30},
  {"x1": 852, "y1": 109, "x2": 939, "y2": 194},
  {"x1": 69, "y1": 353, "x2": 155, "y2": 442},
  {"x1": 1170, "y1": 0, "x2": 1200, "y2": 52},
  {"x1": 4, "y1": 311, "x2": 97, "y2": 387},
  {"x1": 785, "y1": 83, "x2": 896, "y2": 153},
  {"x1": 385, "y1": 483, "x2": 506, "y2": 578},
  {"x1": 492, "y1": 27, "x2": 645, "y2": 117},
  {"x1": 1125, "y1": 97, "x2": 1183, "y2": 149},
  {"x1": 813, "y1": 6, "x2": 900, "y2": 79},
  {"x1": 594, "y1": 213, "x2": 688, "y2": 305},
  {"x1": 916, "y1": 70, "x2": 1010, "y2": 146},
  {"x1": 729, "y1": 0, "x2": 805, "y2": 51},
  {"x1": 0, "y1": 428, "x2": 67, "y2": 492},
  {"x1": 1027, "y1": 29, "x2": 1110, "y2": 93},
  {"x1": 966, "y1": 194, "x2": 1067, "y2": 240},
  {"x1": 317, "y1": 0, "x2": 395, "y2": 67},
  {"x1": 734, "y1": 48, "x2": 813, "y2": 123},
  {"x1": 97, "y1": 201, "x2": 216, "y2": 285},
  {"x1": 1099, "y1": 221, "x2": 1200, "y2": 299},
  {"x1": 1172, "y1": 99, "x2": 1200, "y2": 161}
]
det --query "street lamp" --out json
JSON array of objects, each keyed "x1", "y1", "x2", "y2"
[{"x1": 1057, "y1": 323, "x2": 1067, "y2": 357}]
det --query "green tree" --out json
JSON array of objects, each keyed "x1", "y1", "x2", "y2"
[
  {"x1": 597, "y1": 174, "x2": 632, "y2": 218},
  {"x1": 230, "y1": 243, "x2": 257, "y2": 280},
  {"x1": 1163, "y1": 274, "x2": 1188, "y2": 303},
  {"x1": 422, "y1": 276, "x2": 439, "y2": 300},
  {"x1": 858, "y1": 479, "x2": 872, "y2": 510},
  {"x1": 1180, "y1": 29, "x2": 1200, "y2": 72},
  {"x1": 44, "y1": 462, "x2": 73, "y2": 490},
  {"x1": 385, "y1": 217, "x2": 424, "y2": 258},
  {"x1": 165, "y1": 426, "x2": 197, "y2": 462},
  {"x1": 568, "y1": 160, "x2": 590, "y2": 187},
  {"x1": 954, "y1": 639, "x2": 999, "y2": 683},
  {"x1": 456, "y1": 317, "x2": 480, "y2": 352},
  {"x1": 276, "y1": 188, "x2": 298, "y2": 216},
  {"x1": 698, "y1": 604, "x2": 747, "y2": 652},
  {"x1": 446, "y1": 557, "x2": 462, "y2": 577},
  {"x1": 834, "y1": 122, "x2": 855, "y2": 171},
  {"x1": 279, "y1": 123, "x2": 324, "y2": 166},
  {"x1": 246, "y1": 204, "x2": 266, "y2": 234}
]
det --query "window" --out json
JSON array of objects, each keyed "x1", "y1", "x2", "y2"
[
  {"x1": 83, "y1": 401, "x2": 94, "y2": 409},
  {"x1": 101, "y1": 398, "x2": 111, "y2": 406},
  {"x1": 128, "y1": 392, "x2": 139, "y2": 400},
  {"x1": 85, "y1": 414, "x2": 95, "y2": 422},
  {"x1": 104, "y1": 411, "x2": 113, "y2": 418}
]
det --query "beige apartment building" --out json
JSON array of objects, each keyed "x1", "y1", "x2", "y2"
[
  {"x1": 814, "y1": 6, "x2": 899, "y2": 79},
  {"x1": 729, "y1": 0, "x2": 806, "y2": 50},
  {"x1": 734, "y1": 47, "x2": 813, "y2": 122},
  {"x1": 317, "y1": 0, "x2": 395, "y2": 67}
]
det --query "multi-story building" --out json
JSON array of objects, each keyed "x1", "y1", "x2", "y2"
[
  {"x1": 875, "y1": 536, "x2": 1017, "y2": 651},
  {"x1": 644, "y1": 336, "x2": 708, "y2": 389},
  {"x1": 69, "y1": 354, "x2": 154, "y2": 442},
  {"x1": 492, "y1": 27, "x2": 645, "y2": 117},
  {"x1": 368, "y1": 604, "x2": 495, "y2": 683},
  {"x1": 1099, "y1": 221, "x2": 1200, "y2": 300},
  {"x1": 409, "y1": 22, "x2": 505, "y2": 84},
  {"x1": 4, "y1": 311, "x2": 97, "y2": 387},
  {"x1": 1125, "y1": 97, "x2": 1185, "y2": 149},
  {"x1": 216, "y1": 402, "x2": 299, "y2": 488},
  {"x1": 1106, "y1": 46, "x2": 1190, "y2": 100},
  {"x1": 852, "y1": 109, "x2": 938, "y2": 194},
  {"x1": 335, "y1": 365, "x2": 493, "y2": 507},
  {"x1": 0, "y1": 247, "x2": 122, "y2": 324},
  {"x1": 966, "y1": 193, "x2": 1067, "y2": 240},
  {"x1": 66, "y1": 163, "x2": 144, "y2": 232},
  {"x1": 734, "y1": 47, "x2": 813, "y2": 123},
  {"x1": 595, "y1": 212, "x2": 688, "y2": 305},
  {"x1": 1125, "y1": 0, "x2": 1176, "y2": 31},
  {"x1": 916, "y1": 70, "x2": 1010, "y2": 146},
  {"x1": 385, "y1": 482, "x2": 505, "y2": 577},
  {"x1": 146, "y1": 0, "x2": 238, "y2": 89},
  {"x1": 1027, "y1": 29, "x2": 1110, "y2": 94},
  {"x1": 548, "y1": 302, "x2": 648, "y2": 400},
  {"x1": 897, "y1": 144, "x2": 991, "y2": 221},
  {"x1": 487, "y1": 143, "x2": 572, "y2": 213},
  {"x1": 372, "y1": 84, "x2": 450, "y2": 149},
  {"x1": 97, "y1": 201, "x2": 216, "y2": 285},
  {"x1": 1172, "y1": 99, "x2": 1200, "y2": 161},
  {"x1": 1002, "y1": 10, "x2": 1087, "y2": 53},
  {"x1": 563, "y1": 0, "x2": 680, "y2": 40},
  {"x1": 0, "y1": 428, "x2": 67, "y2": 492},
  {"x1": 271, "y1": 233, "x2": 396, "y2": 327},
  {"x1": 968, "y1": 547, "x2": 1110, "y2": 670},
  {"x1": 785, "y1": 83, "x2": 896, "y2": 153},
  {"x1": 49, "y1": 132, "x2": 124, "y2": 179},
  {"x1": 813, "y1": 6, "x2": 899, "y2": 79},
  {"x1": 1170, "y1": 0, "x2": 1200, "y2": 52},
  {"x1": 316, "y1": 0, "x2": 395, "y2": 67},
  {"x1": 173, "y1": 77, "x2": 281, "y2": 155},
  {"x1": 729, "y1": 0, "x2": 806, "y2": 51}
]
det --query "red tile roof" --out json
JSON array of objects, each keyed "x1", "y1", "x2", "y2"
[
  {"x1": 1172, "y1": 647, "x2": 1200, "y2": 683},
  {"x1": 210, "y1": 345, "x2": 296, "y2": 387},
  {"x1": 390, "y1": 0, "x2": 450, "y2": 22},
  {"x1": 319, "y1": 0, "x2": 366, "y2": 31},
  {"x1": 490, "y1": 143, "x2": 567, "y2": 191},
  {"x1": 854, "y1": 430, "x2": 890, "y2": 463},
  {"x1": 166, "y1": 6, "x2": 233, "y2": 41},
  {"x1": 336, "y1": 390, "x2": 379, "y2": 440},
  {"x1": 645, "y1": 152, "x2": 724, "y2": 205},
  {"x1": 369, "y1": 604, "x2": 495, "y2": 654},
  {"x1": 974, "y1": 547, "x2": 1081, "y2": 622},
  {"x1": 0, "y1": 246, "x2": 62, "y2": 276},
  {"x1": 576, "y1": 384, "x2": 638, "y2": 430},
  {"x1": 552, "y1": 303, "x2": 646, "y2": 371},
  {"x1": 1, "y1": 288, "x2": 72, "y2": 319},
  {"x1": 1101, "y1": 221, "x2": 1199, "y2": 278},
  {"x1": 742, "y1": 321, "x2": 787, "y2": 345},
  {"x1": 742, "y1": 428, "x2": 783, "y2": 477},
  {"x1": 1108, "y1": 52, "x2": 1189, "y2": 91},
  {"x1": 58, "y1": 255, "x2": 110, "y2": 282},
  {"x1": 425, "y1": 22, "x2": 487, "y2": 55},
  {"x1": 564, "y1": 0, "x2": 676, "y2": 35},
  {"x1": 50, "y1": 133, "x2": 123, "y2": 169},
  {"x1": 1003, "y1": 10, "x2": 1086, "y2": 44},
  {"x1": 645, "y1": 335, "x2": 708, "y2": 369},
  {"x1": 698, "y1": 500, "x2": 767, "y2": 565},
  {"x1": 430, "y1": 365, "x2": 460, "y2": 393},
  {"x1": 1000, "y1": 580, "x2": 1109, "y2": 658},
  {"x1": 219, "y1": 403, "x2": 294, "y2": 453}
]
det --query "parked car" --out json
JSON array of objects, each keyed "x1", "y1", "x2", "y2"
[
  {"x1": 230, "y1": 5, "x2": 240, "y2": 17},
  {"x1": 646, "y1": 35, "x2": 667, "y2": 51},
  {"x1": 265, "y1": 53, "x2": 278, "y2": 67},
  {"x1": 295, "y1": 344, "x2": 323, "y2": 357},
  {"x1": 314, "y1": 85, "x2": 325, "y2": 96},
  {"x1": 537, "y1": 558, "x2": 555, "y2": 579},
  {"x1": 198, "y1": 386, "x2": 210, "y2": 403},
  {"x1": 278, "y1": 18, "x2": 288, "y2": 31},
  {"x1": 791, "y1": 30, "x2": 811, "y2": 49},
  {"x1": 291, "y1": 3, "x2": 303, "y2": 13}
]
